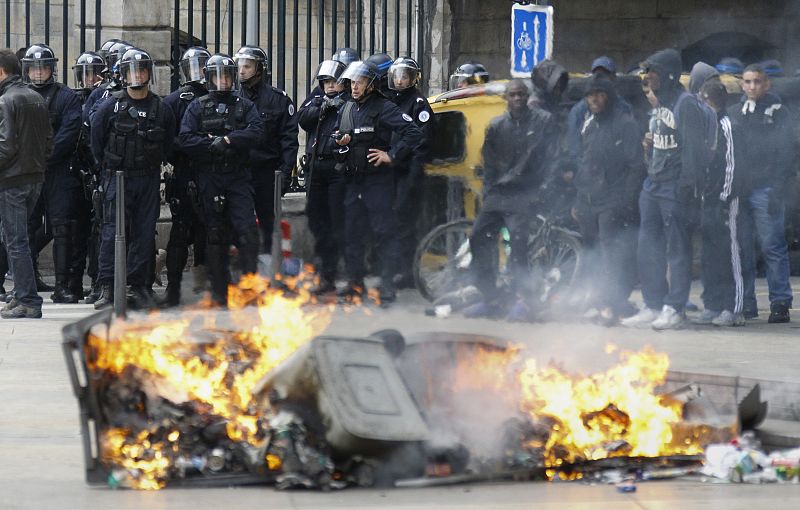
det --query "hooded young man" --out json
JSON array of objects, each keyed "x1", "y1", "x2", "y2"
[{"x1": 620, "y1": 48, "x2": 710, "y2": 330}]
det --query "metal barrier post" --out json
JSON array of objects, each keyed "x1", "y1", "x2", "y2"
[
  {"x1": 271, "y1": 171, "x2": 283, "y2": 279},
  {"x1": 113, "y1": 171, "x2": 127, "y2": 319}
]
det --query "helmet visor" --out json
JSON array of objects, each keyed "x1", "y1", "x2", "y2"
[
  {"x1": 22, "y1": 60, "x2": 57, "y2": 85},
  {"x1": 338, "y1": 61, "x2": 374, "y2": 85},
  {"x1": 73, "y1": 65, "x2": 103, "y2": 89},
  {"x1": 314, "y1": 60, "x2": 345, "y2": 82},
  {"x1": 180, "y1": 56, "x2": 209, "y2": 84},
  {"x1": 206, "y1": 66, "x2": 239, "y2": 92},
  {"x1": 120, "y1": 60, "x2": 153, "y2": 88},
  {"x1": 388, "y1": 63, "x2": 419, "y2": 91}
]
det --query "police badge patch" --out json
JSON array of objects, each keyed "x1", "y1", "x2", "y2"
[
  {"x1": 418, "y1": 111, "x2": 430, "y2": 122},
  {"x1": 288, "y1": 104, "x2": 295, "y2": 115},
  {"x1": 402, "y1": 113, "x2": 413, "y2": 122}
]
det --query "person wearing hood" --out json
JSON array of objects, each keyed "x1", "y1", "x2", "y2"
[
  {"x1": 727, "y1": 64, "x2": 794, "y2": 323},
  {"x1": 573, "y1": 75, "x2": 644, "y2": 325},
  {"x1": 620, "y1": 48, "x2": 710, "y2": 330}
]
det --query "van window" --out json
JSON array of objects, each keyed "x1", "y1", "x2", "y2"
[{"x1": 426, "y1": 111, "x2": 466, "y2": 164}]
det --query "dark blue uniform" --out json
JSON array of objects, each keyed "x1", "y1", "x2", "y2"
[
  {"x1": 32, "y1": 82, "x2": 83, "y2": 298},
  {"x1": 335, "y1": 92, "x2": 423, "y2": 299},
  {"x1": 179, "y1": 93, "x2": 264, "y2": 304},
  {"x1": 91, "y1": 90, "x2": 176, "y2": 289},
  {"x1": 239, "y1": 82, "x2": 299, "y2": 252},
  {"x1": 391, "y1": 87, "x2": 433, "y2": 283},
  {"x1": 162, "y1": 82, "x2": 208, "y2": 304},
  {"x1": 298, "y1": 89, "x2": 348, "y2": 286}
]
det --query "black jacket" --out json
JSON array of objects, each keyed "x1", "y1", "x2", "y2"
[
  {"x1": 238, "y1": 82, "x2": 299, "y2": 178},
  {"x1": 704, "y1": 112, "x2": 745, "y2": 203},
  {"x1": 575, "y1": 90, "x2": 644, "y2": 209},
  {"x1": 727, "y1": 92, "x2": 795, "y2": 192},
  {"x1": 392, "y1": 87, "x2": 433, "y2": 180},
  {"x1": 297, "y1": 90, "x2": 347, "y2": 158},
  {"x1": 34, "y1": 82, "x2": 82, "y2": 171},
  {"x1": 0, "y1": 76, "x2": 52, "y2": 190},
  {"x1": 164, "y1": 82, "x2": 208, "y2": 168},
  {"x1": 481, "y1": 106, "x2": 557, "y2": 211}
]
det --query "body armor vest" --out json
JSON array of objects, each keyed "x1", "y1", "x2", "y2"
[
  {"x1": 103, "y1": 91, "x2": 166, "y2": 174},
  {"x1": 338, "y1": 98, "x2": 387, "y2": 176},
  {"x1": 198, "y1": 95, "x2": 248, "y2": 171}
]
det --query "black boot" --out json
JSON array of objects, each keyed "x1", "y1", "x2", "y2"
[
  {"x1": 237, "y1": 227, "x2": 260, "y2": 276},
  {"x1": 127, "y1": 285, "x2": 158, "y2": 310},
  {"x1": 206, "y1": 230, "x2": 230, "y2": 307},
  {"x1": 52, "y1": 226, "x2": 78, "y2": 303},
  {"x1": 52, "y1": 284, "x2": 79, "y2": 304},
  {"x1": 84, "y1": 280, "x2": 101, "y2": 304},
  {"x1": 93, "y1": 283, "x2": 114, "y2": 310},
  {"x1": 159, "y1": 283, "x2": 181, "y2": 308}
]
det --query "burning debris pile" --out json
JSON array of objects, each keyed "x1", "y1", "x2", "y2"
[{"x1": 64, "y1": 278, "x2": 737, "y2": 491}]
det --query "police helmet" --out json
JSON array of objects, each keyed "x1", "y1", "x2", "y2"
[
  {"x1": 73, "y1": 51, "x2": 106, "y2": 90},
  {"x1": 331, "y1": 47, "x2": 359, "y2": 67},
  {"x1": 233, "y1": 45, "x2": 269, "y2": 85},
  {"x1": 119, "y1": 48, "x2": 154, "y2": 89},
  {"x1": 314, "y1": 59, "x2": 347, "y2": 85},
  {"x1": 388, "y1": 56, "x2": 421, "y2": 91},
  {"x1": 339, "y1": 60, "x2": 380, "y2": 88},
  {"x1": 21, "y1": 44, "x2": 58, "y2": 86},
  {"x1": 448, "y1": 61, "x2": 490, "y2": 90},
  {"x1": 106, "y1": 42, "x2": 134, "y2": 76},
  {"x1": 204, "y1": 54, "x2": 239, "y2": 94},
  {"x1": 98, "y1": 39, "x2": 124, "y2": 60},
  {"x1": 180, "y1": 46, "x2": 212, "y2": 85}
]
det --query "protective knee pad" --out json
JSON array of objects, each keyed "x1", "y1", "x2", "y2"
[
  {"x1": 51, "y1": 220, "x2": 72, "y2": 239},
  {"x1": 168, "y1": 222, "x2": 192, "y2": 247},
  {"x1": 207, "y1": 226, "x2": 231, "y2": 246},
  {"x1": 238, "y1": 226, "x2": 261, "y2": 249}
]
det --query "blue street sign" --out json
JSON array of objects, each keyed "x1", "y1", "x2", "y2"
[{"x1": 511, "y1": 4, "x2": 553, "y2": 78}]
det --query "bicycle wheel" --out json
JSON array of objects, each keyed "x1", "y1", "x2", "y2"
[
  {"x1": 413, "y1": 219, "x2": 475, "y2": 302},
  {"x1": 527, "y1": 229, "x2": 583, "y2": 304}
]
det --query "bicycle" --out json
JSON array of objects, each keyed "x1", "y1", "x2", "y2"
[{"x1": 413, "y1": 215, "x2": 583, "y2": 307}]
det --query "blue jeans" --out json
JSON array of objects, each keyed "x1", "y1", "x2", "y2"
[
  {"x1": 0, "y1": 183, "x2": 44, "y2": 308},
  {"x1": 739, "y1": 187, "x2": 793, "y2": 307}
]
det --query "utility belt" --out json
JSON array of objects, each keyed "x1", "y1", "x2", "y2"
[{"x1": 106, "y1": 166, "x2": 161, "y2": 178}]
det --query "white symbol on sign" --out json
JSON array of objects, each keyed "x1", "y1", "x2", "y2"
[
  {"x1": 517, "y1": 22, "x2": 533, "y2": 51},
  {"x1": 533, "y1": 16, "x2": 541, "y2": 67}
]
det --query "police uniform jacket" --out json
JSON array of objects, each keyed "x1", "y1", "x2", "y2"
[
  {"x1": 90, "y1": 90, "x2": 176, "y2": 173},
  {"x1": 481, "y1": 106, "x2": 557, "y2": 211},
  {"x1": 164, "y1": 82, "x2": 208, "y2": 168},
  {"x1": 298, "y1": 90, "x2": 348, "y2": 158},
  {"x1": 178, "y1": 94, "x2": 264, "y2": 171},
  {"x1": 334, "y1": 92, "x2": 423, "y2": 176},
  {"x1": 392, "y1": 87, "x2": 433, "y2": 179},
  {"x1": 0, "y1": 75, "x2": 53, "y2": 190},
  {"x1": 34, "y1": 82, "x2": 82, "y2": 171},
  {"x1": 238, "y1": 81, "x2": 299, "y2": 178}
]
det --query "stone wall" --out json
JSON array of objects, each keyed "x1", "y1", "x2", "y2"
[{"x1": 444, "y1": 0, "x2": 800, "y2": 79}]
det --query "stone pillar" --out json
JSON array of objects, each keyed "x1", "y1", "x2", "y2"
[
  {"x1": 82, "y1": 0, "x2": 172, "y2": 96},
  {"x1": 423, "y1": 0, "x2": 451, "y2": 95}
]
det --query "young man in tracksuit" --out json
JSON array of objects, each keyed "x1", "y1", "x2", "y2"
[
  {"x1": 573, "y1": 75, "x2": 644, "y2": 325},
  {"x1": 727, "y1": 64, "x2": 794, "y2": 323},
  {"x1": 696, "y1": 80, "x2": 746, "y2": 327},
  {"x1": 621, "y1": 48, "x2": 710, "y2": 330}
]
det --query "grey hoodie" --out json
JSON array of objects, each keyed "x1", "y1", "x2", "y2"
[{"x1": 689, "y1": 62, "x2": 720, "y2": 95}]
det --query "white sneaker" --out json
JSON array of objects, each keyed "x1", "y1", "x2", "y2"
[
  {"x1": 652, "y1": 305, "x2": 685, "y2": 330},
  {"x1": 712, "y1": 310, "x2": 745, "y2": 327},
  {"x1": 692, "y1": 309, "x2": 720, "y2": 325},
  {"x1": 620, "y1": 307, "x2": 660, "y2": 328}
]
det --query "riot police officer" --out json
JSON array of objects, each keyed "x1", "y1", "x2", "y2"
[
  {"x1": 179, "y1": 54, "x2": 264, "y2": 306},
  {"x1": 85, "y1": 41, "x2": 133, "y2": 122},
  {"x1": 306, "y1": 48, "x2": 360, "y2": 101},
  {"x1": 298, "y1": 59, "x2": 349, "y2": 294},
  {"x1": 387, "y1": 57, "x2": 433, "y2": 288},
  {"x1": 448, "y1": 61, "x2": 490, "y2": 90},
  {"x1": 161, "y1": 46, "x2": 211, "y2": 307},
  {"x1": 333, "y1": 61, "x2": 423, "y2": 304},
  {"x1": 21, "y1": 44, "x2": 83, "y2": 303},
  {"x1": 71, "y1": 51, "x2": 106, "y2": 303},
  {"x1": 90, "y1": 48, "x2": 176, "y2": 309},
  {"x1": 234, "y1": 45, "x2": 299, "y2": 254},
  {"x1": 365, "y1": 53, "x2": 394, "y2": 98}
]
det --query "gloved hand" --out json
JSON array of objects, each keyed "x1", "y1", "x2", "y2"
[
  {"x1": 768, "y1": 189, "x2": 784, "y2": 216},
  {"x1": 209, "y1": 136, "x2": 228, "y2": 156}
]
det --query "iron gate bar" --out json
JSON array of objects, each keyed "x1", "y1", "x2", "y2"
[
  {"x1": 417, "y1": 0, "x2": 422, "y2": 87},
  {"x1": 381, "y1": 0, "x2": 386, "y2": 53},
  {"x1": 277, "y1": 0, "x2": 285, "y2": 90},
  {"x1": 317, "y1": 0, "x2": 324, "y2": 66},
  {"x1": 331, "y1": 0, "x2": 336, "y2": 54},
  {"x1": 62, "y1": 0, "x2": 67, "y2": 83},
  {"x1": 173, "y1": 0, "x2": 180, "y2": 90},
  {"x1": 406, "y1": 0, "x2": 410, "y2": 57},
  {"x1": 356, "y1": 0, "x2": 362, "y2": 57},
  {"x1": 214, "y1": 0, "x2": 220, "y2": 53},
  {"x1": 240, "y1": 0, "x2": 246, "y2": 47},
  {"x1": 188, "y1": 0, "x2": 194, "y2": 43},
  {"x1": 5, "y1": 0, "x2": 10, "y2": 48},
  {"x1": 344, "y1": 0, "x2": 350, "y2": 48},
  {"x1": 292, "y1": 0, "x2": 298, "y2": 100},
  {"x1": 227, "y1": 0, "x2": 233, "y2": 55},
  {"x1": 267, "y1": 0, "x2": 272, "y2": 81},
  {"x1": 394, "y1": 0, "x2": 399, "y2": 56},
  {"x1": 255, "y1": 0, "x2": 259, "y2": 46},
  {"x1": 369, "y1": 0, "x2": 374, "y2": 55},
  {"x1": 25, "y1": 0, "x2": 30, "y2": 47},
  {"x1": 94, "y1": 0, "x2": 100, "y2": 49},
  {"x1": 305, "y1": 0, "x2": 311, "y2": 95},
  {"x1": 202, "y1": 0, "x2": 207, "y2": 46},
  {"x1": 45, "y1": 0, "x2": 50, "y2": 45},
  {"x1": 80, "y1": 0, "x2": 86, "y2": 52}
]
